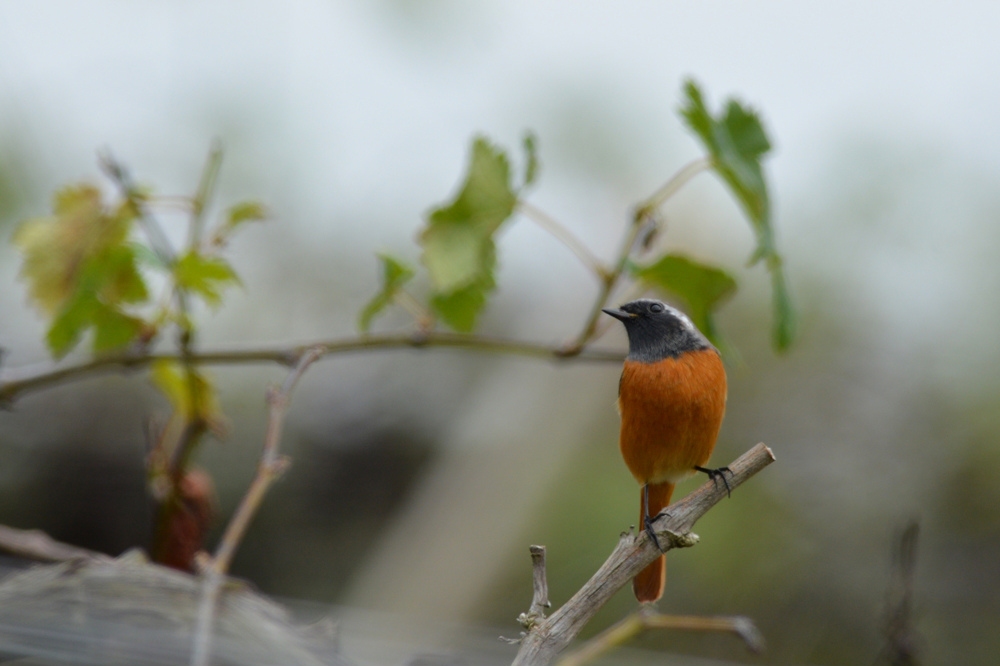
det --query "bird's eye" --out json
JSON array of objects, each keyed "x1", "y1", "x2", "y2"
[{"x1": 649, "y1": 302, "x2": 664, "y2": 314}]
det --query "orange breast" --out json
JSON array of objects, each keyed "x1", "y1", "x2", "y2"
[{"x1": 617, "y1": 349, "x2": 727, "y2": 485}]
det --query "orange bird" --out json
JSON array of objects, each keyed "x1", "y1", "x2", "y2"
[{"x1": 603, "y1": 299, "x2": 728, "y2": 603}]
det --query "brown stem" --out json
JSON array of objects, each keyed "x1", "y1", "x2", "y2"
[
  {"x1": 189, "y1": 345, "x2": 324, "y2": 666},
  {"x1": 0, "y1": 332, "x2": 624, "y2": 405},
  {"x1": 556, "y1": 610, "x2": 764, "y2": 666}
]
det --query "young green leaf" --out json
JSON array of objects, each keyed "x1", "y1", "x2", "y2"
[
  {"x1": 420, "y1": 136, "x2": 517, "y2": 331},
  {"x1": 46, "y1": 292, "x2": 98, "y2": 358},
  {"x1": 630, "y1": 253, "x2": 737, "y2": 344},
  {"x1": 679, "y1": 79, "x2": 795, "y2": 349},
  {"x1": 173, "y1": 251, "x2": 241, "y2": 307},
  {"x1": 358, "y1": 253, "x2": 416, "y2": 332},
  {"x1": 14, "y1": 185, "x2": 152, "y2": 358},
  {"x1": 150, "y1": 359, "x2": 228, "y2": 435},
  {"x1": 430, "y1": 273, "x2": 495, "y2": 333},
  {"x1": 13, "y1": 184, "x2": 135, "y2": 314},
  {"x1": 210, "y1": 200, "x2": 268, "y2": 247},
  {"x1": 90, "y1": 304, "x2": 145, "y2": 352}
]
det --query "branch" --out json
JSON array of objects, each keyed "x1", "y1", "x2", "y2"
[
  {"x1": 516, "y1": 545, "x2": 552, "y2": 634},
  {"x1": 0, "y1": 524, "x2": 112, "y2": 563},
  {"x1": 556, "y1": 610, "x2": 764, "y2": 666},
  {"x1": 190, "y1": 345, "x2": 324, "y2": 666},
  {"x1": 562, "y1": 157, "x2": 713, "y2": 354},
  {"x1": 512, "y1": 443, "x2": 775, "y2": 666},
  {"x1": 210, "y1": 345, "x2": 324, "y2": 574},
  {"x1": 517, "y1": 201, "x2": 608, "y2": 278},
  {"x1": 0, "y1": 332, "x2": 623, "y2": 405}
]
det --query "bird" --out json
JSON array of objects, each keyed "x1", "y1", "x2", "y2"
[{"x1": 603, "y1": 298, "x2": 728, "y2": 603}]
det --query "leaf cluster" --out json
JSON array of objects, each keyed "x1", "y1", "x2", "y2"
[
  {"x1": 359, "y1": 81, "x2": 794, "y2": 352},
  {"x1": 14, "y1": 169, "x2": 265, "y2": 360}
]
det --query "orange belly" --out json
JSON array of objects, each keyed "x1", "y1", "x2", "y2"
[{"x1": 617, "y1": 349, "x2": 727, "y2": 485}]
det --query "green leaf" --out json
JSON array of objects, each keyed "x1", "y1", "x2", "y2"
[
  {"x1": 421, "y1": 137, "x2": 515, "y2": 291},
  {"x1": 522, "y1": 131, "x2": 540, "y2": 188},
  {"x1": 679, "y1": 79, "x2": 795, "y2": 350},
  {"x1": 430, "y1": 273, "x2": 495, "y2": 333},
  {"x1": 44, "y1": 248, "x2": 149, "y2": 358},
  {"x1": 680, "y1": 79, "x2": 772, "y2": 243},
  {"x1": 630, "y1": 253, "x2": 737, "y2": 344},
  {"x1": 173, "y1": 251, "x2": 240, "y2": 307},
  {"x1": 150, "y1": 359, "x2": 228, "y2": 434},
  {"x1": 769, "y1": 258, "x2": 795, "y2": 350},
  {"x1": 46, "y1": 292, "x2": 98, "y2": 358},
  {"x1": 208, "y1": 201, "x2": 268, "y2": 247},
  {"x1": 14, "y1": 187, "x2": 149, "y2": 358},
  {"x1": 91, "y1": 304, "x2": 144, "y2": 352},
  {"x1": 13, "y1": 183, "x2": 136, "y2": 315},
  {"x1": 358, "y1": 253, "x2": 416, "y2": 332},
  {"x1": 227, "y1": 200, "x2": 267, "y2": 225},
  {"x1": 100, "y1": 245, "x2": 149, "y2": 305},
  {"x1": 419, "y1": 136, "x2": 516, "y2": 331}
]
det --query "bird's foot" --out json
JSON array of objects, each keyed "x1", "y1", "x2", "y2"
[
  {"x1": 643, "y1": 514, "x2": 665, "y2": 553},
  {"x1": 694, "y1": 465, "x2": 734, "y2": 497}
]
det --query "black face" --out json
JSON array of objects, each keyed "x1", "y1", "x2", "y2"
[{"x1": 602, "y1": 299, "x2": 711, "y2": 362}]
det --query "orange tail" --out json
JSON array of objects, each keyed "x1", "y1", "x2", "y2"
[{"x1": 633, "y1": 481, "x2": 675, "y2": 603}]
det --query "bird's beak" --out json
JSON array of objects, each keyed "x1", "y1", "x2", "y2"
[{"x1": 602, "y1": 307, "x2": 635, "y2": 322}]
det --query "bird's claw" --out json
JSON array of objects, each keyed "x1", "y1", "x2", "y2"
[{"x1": 695, "y1": 465, "x2": 734, "y2": 497}]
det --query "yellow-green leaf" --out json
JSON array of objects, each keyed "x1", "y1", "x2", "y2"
[
  {"x1": 13, "y1": 184, "x2": 134, "y2": 314},
  {"x1": 358, "y1": 253, "x2": 415, "y2": 332},
  {"x1": 173, "y1": 251, "x2": 240, "y2": 307},
  {"x1": 150, "y1": 359, "x2": 227, "y2": 433}
]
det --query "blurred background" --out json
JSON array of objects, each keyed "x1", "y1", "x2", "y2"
[{"x1": 2, "y1": 2, "x2": 1000, "y2": 664}]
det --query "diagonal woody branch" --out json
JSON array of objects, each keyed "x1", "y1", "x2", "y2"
[{"x1": 512, "y1": 443, "x2": 775, "y2": 666}]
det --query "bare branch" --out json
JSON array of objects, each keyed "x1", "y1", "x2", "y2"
[
  {"x1": 211, "y1": 345, "x2": 325, "y2": 575},
  {"x1": 189, "y1": 345, "x2": 324, "y2": 666},
  {"x1": 512, "y1": 443, "x2": 775, "y2": 666},
  {"x1": 517, "y1": 201, "x2": 608, "y2": 278},
  {"x1": 0, "y1": 332, "x2": 623, "y2": 405},
  {"x1": 878, "y1": 521, "x2": 921, "y2": 666},
  {"x1": 562, "y1": 158, "x2": 711, "y2": 355},
  {"x1": 516, "y1": 545, "x2": 552, "y2": 634},
  {"x1": 0, "y1": 524, "x2": 111, "y2": 563},
  {"x1": 556, "y1": 610, "x2": 764, "y2": 666},
  {"x1": 529, "y1": 545, "x2": 551, "y2": 616}
]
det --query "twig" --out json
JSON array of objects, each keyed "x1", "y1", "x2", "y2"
[
  {"x1": 99, "y1": 150, "x2": 177, "y2": 266},
  {"x1": 516, "y1": 545, "x2": 552, "y2": 633},
  {"x1": 188, "y1": 141, "x2": 223, "y2": 250},
  {"x1": 0, "y1": 524, "x2": 112, "y2": 563},
  {"x1": 0, "y1": 332, "x2": 624, "y2": 405},
  {"x1": 556, "y1": 610, "x2": 764, "y2": 666},
  {"x1": 211, "y1": 345, "x2": 324, "y2": 574},
  {"x1": 529, "y1": 545, "x2": 551, "y2": 616},
  {"x1": 512, "y1": 443, "x2": 775, "y2": 666},
  {"x1": 878, "y1": 521, "x2": 921, "y2": 666},
  {"x1": 517, "y1": 202, "x2": 608, "y2": 278},
  {"x1": 562, "y1": 157, "x2": 712, "y2": 354},
  {"x1": 189, "y1": 345, "x2": 324, "y2": 666},
  {"x1": 638, "y1": 157, "x2": 712, "y2": 215}
]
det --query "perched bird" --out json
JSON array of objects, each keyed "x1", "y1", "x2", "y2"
[{"x1": 603, "y1": 299, "x2": 728, "y2": 603}]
